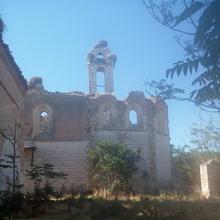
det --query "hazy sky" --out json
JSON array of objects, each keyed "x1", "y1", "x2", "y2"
[{"x1": 1, "y1": 0, "x2": 214, "y2": 146}]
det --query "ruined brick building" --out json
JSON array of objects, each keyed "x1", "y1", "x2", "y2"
[
  {"x1": 22, "y1": 41, "x2": 171, "y2": 192},
  {"x1": 0, "y1": 38, "x2": 171, "y2": 192},
  {"x1": 0, "y1": 38, "x2": 27, "y2": 190}
]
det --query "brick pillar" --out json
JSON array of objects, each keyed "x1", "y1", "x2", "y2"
[{"x1": 87, "y1": 41, "x2": 116, "y2": 94}]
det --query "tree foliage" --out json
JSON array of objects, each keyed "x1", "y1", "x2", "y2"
[
  {"x1": 0, "y1": 122, "x2": 25, "y2": 220},
  {"x1": 172, "y1": 122, "x2": 220, "y2": 191},
  {"x1": 143, "y1": 0, "x2": 220, "y2": 110},
  {"x1": 26, "y1": 163, "x2": 67, "y2": 215},
  {"x1": 26, "y1": 163, "x2": 67, "y2": 196},
  {"x1": 0, "y1": 191, "x2": 24, "y2": 220},
  {"x1": 190, "y1": 123, "x2": 220, "y2": 155},
  {"x1": 88, "y1": 141, "x2": 139, "y2": 194},
  {"x1": 0, "y1": 121, "x2": 23, "y2": 193},
  {"x1": 145, "y1": 79, "x2": 185, "y2": 101}
]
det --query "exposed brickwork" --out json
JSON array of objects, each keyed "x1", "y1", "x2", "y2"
[
  {"x1": 0, "y1": 40, "x2": 172, "y2": 192},
  {"x1": 87, "y1": 41, "x2": 116, "y2": 94},
  {"x1": 0, "y1": 42, "x2": 27, "y2": 190},
  {"x1": 24, "y1": 91, "x2": 88, "y2": 141},
  {"x1": 23, "y1": 87, "x2": 171, "y2": 192},
  {"x1": 23, "y1": 141, "x2": 88, "y2": 192}
]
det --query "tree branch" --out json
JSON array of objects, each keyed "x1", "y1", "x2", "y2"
[
  {"x1": 141, "y1": 0, "x2": 196, "y2": 35},
  {"x1": 182, "y1": 0, "x2": 199, "y2": 30}
]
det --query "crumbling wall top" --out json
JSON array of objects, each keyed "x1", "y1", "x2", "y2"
[
  {"x1": 127, "y1": 91, "x2": 146, "y2": 102},
  {"x1": 149, "y1": 96, "x2": 168, "y2": 109},
  {"x1": 94, "y1": 40, "x2": 108, "y2": 49},
  {"x1": 87, "y1": 40, "x2": 117, "y2": 67},
  {"x1": 28, "y1": 77, "x2": 44, "y2": 92}
]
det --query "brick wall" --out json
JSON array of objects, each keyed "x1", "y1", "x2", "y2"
[
  {"x1": 92, "y1": 130, "x2": 156, "y2": 192},
  {"x1": 23, "y1": 141, "x2": 88, "y2": 192},
  {"x1": 23, "y1": 86, "x2": 171, "y2": 192},
  {"x1": 0, "y1": 42, "x2": 26, "y2": 190}
]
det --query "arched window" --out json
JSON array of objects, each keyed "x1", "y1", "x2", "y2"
[
  {"x1": 129, "y1": 110, "x2": 138, "y2": 125},
  {"x1": 96, "y1": 71, "x2": 105, "y2": 93},
  {"x1": 40, "y1": 112, "x2": 49, "y2": 133},
  {"x1": 33, "y1": 104, "x2": 53, "y2": 138},
  {"x1": 96, "y1": 52, "x2": 104, "y2": 59},
  {"x1": 103, "y1": 109, "x2": 111, "y2": 125},
  {"x1": 96, "y1": 53, "x2": 105, "y2": 65}
]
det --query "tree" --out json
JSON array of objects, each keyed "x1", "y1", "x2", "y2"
[
  {"x1": 172, "y1": 145, "x2": 199, "y2": 192},
  {"x1": 142, "y1": 0, "x2": 220, "y2": 111},
  {"x1": 0, "y1": 122, "x2": 24, "y2": 220},
  {"x1": 189, "y1": 122, "x2": 220, "y2": 160},
  {"x1": 172, "y1": 122, "x2": 220, "y2": 192},
  {"x1": 88, "y1": 141, "x2": 139, "y2": 195},
  {"x1": 0, "y1": 121, "x2": 23, "y2": 193},
  {"x1": 26, "y1": 163, "x2": 67, "y2": 215}
]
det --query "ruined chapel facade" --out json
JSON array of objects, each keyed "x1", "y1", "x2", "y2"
[{"x1": 22, "y1": 41, "x2": 171, "y2": 192}]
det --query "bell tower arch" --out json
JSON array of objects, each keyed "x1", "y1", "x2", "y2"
[{"x1": 87, "y1": 41, "x2": 117, "y2": 94}]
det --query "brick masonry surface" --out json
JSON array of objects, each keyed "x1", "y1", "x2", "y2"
[{"x1": 0, "y1": 40, "x2": 172, "y2": 192}]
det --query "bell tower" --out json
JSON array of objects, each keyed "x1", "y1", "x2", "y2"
[{"x1": 87, "y1": 41, "x2": 117, "y2": 94}]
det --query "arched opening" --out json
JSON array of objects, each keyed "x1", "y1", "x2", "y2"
[
  {"x1": 33, "y1": 104, "x2": 54, "y2": 137},
  {"x1": 103, "y1": 109, "x2": 111, "y2": 125},
  {"x1": 96, "y1": 53, "x2": 105, "y2": 65},
  {"x1": 96, "y1": 71, "x2": 105, "y2": 93},
  {"x1": 129, "y1": 110, "x2": 138, "y2": 125},
  {"x1": 96, "y1": 52, "x2": 104, "y2": 59},
  {"x1": 40, "y1": 111, "x2": 49, "y2": 133}
]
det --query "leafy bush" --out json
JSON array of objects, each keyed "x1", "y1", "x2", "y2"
[
  {"x1": 0, "y1": 191, "x2": 24, "y2": 220},
  {"x1": 25, "y1": 163, "x2": 67, "y2": 216},
  {"x1": 88, "y1": 141, "x2": 139, "y2": 196}
]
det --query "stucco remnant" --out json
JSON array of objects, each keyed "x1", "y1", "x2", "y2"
[{"x1": 200, "y1": 160, "x2": 220, "y2": 198}]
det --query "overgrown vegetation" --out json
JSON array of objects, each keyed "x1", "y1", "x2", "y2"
[
  {"x1": 172, "y1": 122, "x2": 220, "y2": 192},
  {"x1": 0, "y1": 122, "x2": 25, "y2": 220},
  {"x1": 25, "y1": 163, "x2": 67, "y2": 216},
  {"x1": 1, "y1": 128, "x2": 219, "y2": 219},
  {"x1": 1, "y1": 194, "x2": 218, "y2": 220},
  {"x1": 0, "y1": 1, "x2": 220, "y2": 219},
  {"x1": 143, "y1": 0, "x2": 220, "y2": 111},
  {"x1": 0, "y1": 122, "x2": 23, "y2": 193},
  {"x1": 88, "y1": 141, "x2": 139, "y2": 197},
  {"x1": 0, "y1": 122, "x2": 68, "y2": 219}
]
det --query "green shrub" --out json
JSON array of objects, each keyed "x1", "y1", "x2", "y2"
[{"x1": 88, "y1": 141, "x2": 139, "y2": 196}]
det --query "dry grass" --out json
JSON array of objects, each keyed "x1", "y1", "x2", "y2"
[{"x1": 15, "y1": 193, "x2": 220, "y2": 220}]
